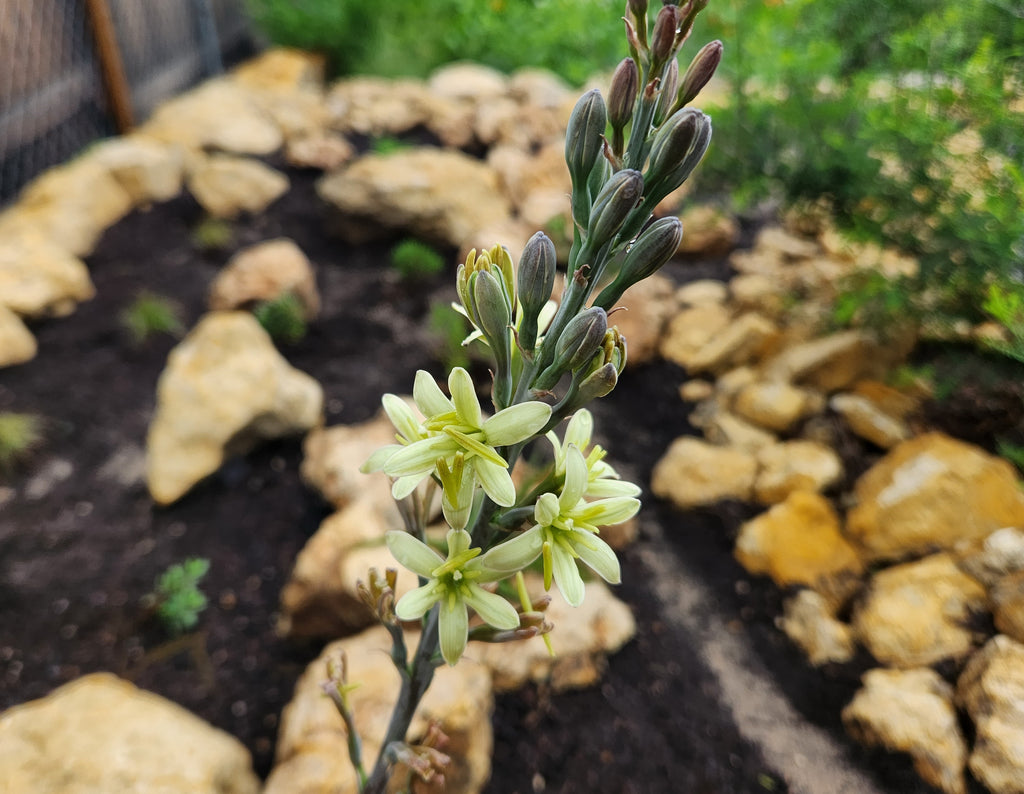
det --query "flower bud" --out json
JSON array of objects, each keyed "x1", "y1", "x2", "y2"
[
  {"x1": 650, "y1": 5, "x2": 680, "y2": 70},
  {"x1": 595, "y1": 216, "x2": 683, "y2": 308},
  {"x1": 555, "y1": 307, "x2": 608, "y2": 373},
  {"x1": 608, "y1": 58, "x2": 639, "y2": 131},
  {"x1": 567, "y1": 363, "x2": 619, "y2": 410},
  {"x1": 585, "y1": 326, "x2": 627, "y2": 378},
  {"x1": 678, "y1": 40, "x2": 723, "y2": 107},
  {"x1": 625, "y1": 0, "x2": 648, "y2": 50},
  {"x1": 564, "y1": 90, "x2": 608, "y2": 188},
  {"x1": 654, "y1": 56, "x2": 679, "y2": 125},
  {"x1": 473, "y1": 269, "x2": 512, "y2": 344},
  {"x1": 644, "y1": 107, "x2": 711, "y2": 203},
  {"x1": 517, "y1": 232, "x2": 557, "y2": 318},
  {"x1": 587, "y1": 168, "x2": 644, "y2": 246}
]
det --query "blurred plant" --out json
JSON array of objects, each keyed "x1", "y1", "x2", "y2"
[
  {"x1": 334, "y1": 2, "x2": 720, "y2": 791},
  {"x1": 427, "y1": 303, "x2": 472, "y2": 371},
  {"x1": 390, "y1": 238, "x2": 446, "y2": 280},
  {"x1": 120, "y1": 291, "x2": 186, "y2": 345},
  {"x1": 371, "y1": 136, "x2": 411, "y2": 156},
  {"x1": 0, "y1": 412, "x2": 43, "y2": 472},
  {"x1": 146, "y1": 558, "x2": 210, "y2": 635},
  {"x1": 982, "y1": 283, "x2": 1024, "y2": 365},
  {"x1": 191, "y1": 217, "x2": 235, "y2": 252},
  {"x1": 254, "y1": 292, "x2": 308, "y2": 344}
]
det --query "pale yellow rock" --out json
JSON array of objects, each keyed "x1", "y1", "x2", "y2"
[
  {"x1": 285, "y1": 132, "x2": 355, "y2": 171},
  {"x1": 428, "y1": 61, "x2": 509, "y2": 102},
  {"x1": 476, "y1": 576, "x2": 636, "y2": 692},
  {"x1": 325, "y1": 76, "x2": 434, "y2": 136},
  {"x1": 779, "y1": 589, "x2": 856, "y2": 666},
  {"x1": 146, "y1": 312, "x2": 323, "y2": 505},
  {"x1": 658, "y1": 302, "x2": 732, "y2": 368},
  {"x1": 676, "y1": 204, "x2": 739, "y2": 257},
  {"x1": 755, "y1": 225, "x2": 820, "y2": 260},
  {"x1": 714, "y1": 365, "x2": 758, "y2": 400},
  {"x1": 231, "y1": 48, "x2": 326, "y2": 93},
  {"x1": 847, "y1": 433, "x2": 1024, "y2": 561},
  {"x1": 729, "y1": 272, "x2": 788, "y2": 316},
  {"x1": 675, "y1": 279, "x2": 729, "y2": 307},
  {"x1": 991, "y1": 571, "x2": 1024, "y2": 645},
  {"x1": 651, "y1": 437, "x2": 757, "y2": 508},
  {"x1": 0, "y1": 233, "x2": 95, "y2": 318},
  {"x1": 265, "y1": 627, "x2": 493, "y2": 794},
  {"x1": 843, "y1": 668, "x2": 967, "y2": 794},
  {"x1": 830, "y1": 392, "x2": 910, "y2": 449},
  {"x1": 0, "y1": 304, "x2": 37, "y2": 367},
  {"x1": 762, "y1": 329, "x2": 901, "y2": 392},
  {"x1": 519, "y1": 187, "x2": 571, "y2": 230},
  {"x1": 733, "y1": 380, "x2": 817, "y2": 433},
  {"x1": 958, "y1": 527, "x2": 1024, "y2": 588},
  {"x1": 187, "y1": 154, "x2": 289, "y2": 219},
  {"x1": 209, "y1": 238, "x2": 320, "y2": 318},
  {"x1": 610, "y1": 274, "x2": 677, "y2": 365},
  {"x1": 702, "y1": 409, "x2": 777, "y2": 453},
  {"x1": 686, "y1": 312, "x2": 780, "y2": 375},
  {"x1": 735, "y1": 491, "x2": 862, "y2": 594},
  {"x1": 508, "y1": 67, "x2": 573, "y2": 109},
  {"x1": 317, "y1": 149, "x2": 512, "y2": 248},
  {"x1": 753, "y1": 440, "x2": 844, "y2": 505},
  {"x1": 956, "y1": 635, "x2": 1024, "y2": 794},
  {"x1": 460, "y1": 218, "x2": 534, "y2": 266},
  {"x1": 679, "y1": 379, "x2": 715, "y2": 402},
  {"x1": 852, "y1": 553, "x2": 987, "y2": 668},
  {"x1": 0, "y1": 673, "x2": 259, "y2": 794},
  {"x1": 88, "y1": 135, "x2": 184, "y2": 205},
  {"x1": 0, "y1": 157, "x2": 132, "y2": 256}
]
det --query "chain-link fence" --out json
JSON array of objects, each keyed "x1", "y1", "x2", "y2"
[{"x1": 0, "y1": 0, "x2": 255, "y2": 206}]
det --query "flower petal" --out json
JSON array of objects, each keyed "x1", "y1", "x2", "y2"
[
  {"x1": 395, "y1": 583, "x2": 441, "y2": 620},
  {"x1": 448, "y1": 367, "x2": 482, "y2": 428},
  {"x1": 479, "y1": 526, "x2": 544, "y2": 573},
  {"x1": 559, "y1": 445, "x2": 588, "y2": 510},
  {"x1": 446, "y1": 528, "x2": 472, "y2": 556},
  {"x1": 382, "y1": 394, "x2": 423, "y2": 442},
  {"x1": 534, "y1": 492, "x2": 560, "y2": 527},
  {"x1": 564, "y1": 409, "x2": 593, "y2": 450},
  {"x1": 414, "y1": 370, "x2": 453, "y2": 418},
  {"x1": 383, "y1": 436, "x2": 454, "y2": 477},
  {"x1": 361, "y1": 444, "x2": 401, "y2": 473},
  {"x1": 391, "y1": 474, "x2": 424, "y2": 500},
  {"x1": 474, "y1": 457, "x2": 516, "y2": 507},
  {"x1": 550, "y1": 545, "x2": 585, "y2": 607},
  {"x1": 574, "y1": 496, "x2": 641, "y2": 526},
  {"x1": 386, "y1": 530, "x2": 444, "y2": 577},
  {"x1": 571, "y1": 531, "x2": 621, "y2": 584},
  {"x1": 585, "y1": 478, "x2": 642, "y2": 498},
  {"x1": 464, "y1": 583, "x2": 520, "y2": 630},
  {"x1": 483, "y1": 401, "x2": 552, "y2": 446},
  {"x1": 439, "y1": 594, "x2": 469, "y2": 665}
]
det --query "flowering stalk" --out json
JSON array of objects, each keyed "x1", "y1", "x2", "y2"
[{"x1": 347, "y1": 2, "x2": 720, "y2": 790}]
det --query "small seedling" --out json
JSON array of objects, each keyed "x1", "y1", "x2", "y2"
[
  {"x1": 254, "y1": 292, "x2": 308, "y2": 344},
  {"x1": 390, "y1": 238, "x2": 446, "y2": 280},
  {"x1": 0, "y1": 412, "x2": 43, "y2": 472},
  {"x1": 191, "y1": 216, "x2": 234, "y2": 251},
  {"x1": 148, "y1": 558, "x2": 210, "y2": 635},
  {"x1": 371, "y1": 136, "x2": 410, "y2": 155},
  {"x1": 120, "y1": 291, "x2": 185, "y2": 345}
]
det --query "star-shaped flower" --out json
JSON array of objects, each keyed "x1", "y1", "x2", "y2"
[
  {"x1": 548, "y1": 409, "x2": 641, "y2": 498},
  {"x1": 387, "y1": 528, "x2": 527, "y2": 665},
  {"x1": 482, "y1": 445, "x2": 638, "y2": 607}
]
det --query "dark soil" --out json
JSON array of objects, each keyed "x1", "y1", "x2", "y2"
[{"x1": 0, "y1": 160, "x2": 1011, "y2": 793}]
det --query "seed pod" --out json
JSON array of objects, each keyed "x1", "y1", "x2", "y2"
[
  {"x1": 678, "y1": 40, "x2": 723, "y2": 107},
  {"x1": 608, "y1": 58, "x2": 639, "y2": 132},
  {"x1": 587, "y1": 168, "x2": 644, "y2": 246},
  {"x1": 565, "y1": 90, "x2": 608, "y2": 189}
]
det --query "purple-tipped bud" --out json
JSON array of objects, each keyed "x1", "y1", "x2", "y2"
[
  {"x1": 655, "y1": 57, "x2": 679, "y2": 125},
  {"x1": 565, "y1": 89, "x2": 608, "y2": 188},
  {"x1": 595, "y1": 217, "x2": 682, "y2": 309},
  {"x1": 568, "y1": 363, "x2": 619, "y2": 409},
  {"x1": 517, "y1": 232, "x2": 557, "y2": 319},
  {"x1": 650, "y1": 5, "x2": 680, "y2": 68},
  {"x1": 645, "y1": 107, "x2": 712, "y2": 201},
  {"x1": 608, "y1": 58, "x2": 640, "y2": 131},
  {"x1": 555, "y1": 307, "x2": 609, "y2": 373},
  {"x1": 625, "y1": 0, "x2": 649, "y2": 50},
  {"x1": 678, "y1": 40, "x2": 723, "y2": 106},
  {"x1": 587, "y1": 168, "x2": 644, "y2": 245}
]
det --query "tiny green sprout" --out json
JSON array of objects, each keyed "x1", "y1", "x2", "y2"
[
  {"x1": 120, "y1": 291, "x2": 185, "y2": 345},
  {"x1": 151, "y1": 557, "x2": 210, "y2": 635},
  {"x1": 391, "y1": 238, "x2": 446, "y2": 281},
  {"x1": 254, "y1": 292, "x2": 308, "y2": 344},
  {"x1": 191, "y1": 216, "x2": 234, "y2": 251},
  {"x1": 371, "y1": 136, "x2": 410, "y2": 156},
  {"x1": 0, "y1": 412, "x2": 44, "y2": 472}
]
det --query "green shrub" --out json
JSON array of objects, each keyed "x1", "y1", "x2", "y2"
[
  {"x1": 254, "y1": 292, "x2": 308, "y2": 344},
  {"x1": 390, "y1": 239, "x2": 446, "y2": 280},
  {"x1": 120, "y1": 292, "x2": 186, "y2": 345},
  {"x1": 982, "y1": 283, "x2": 1024, "y2": 365},
  {"x1": 0, "y1": 412, "x2": 43, "y2": 472},
  {"x1": 150, "y1": 558, "x2": 210, "y2": 635}
]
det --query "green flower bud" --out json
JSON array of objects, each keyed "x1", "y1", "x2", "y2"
[
  {"x1": 473, "y1": 269, "x2": 511, "y2": 344},
  {"x1": 595, "y1": 216, "x2": 683, "y2": 308},
  {"x1": 517, "y1": 232, "x2": 557, "y2": 318},
  {"x1": 555, "y1": 306, "x2": 608, "y2": 373},
  {"x1": 654, "y1": 56, "x2": 679, "y2": 126},
  {"x1": 608, "y1": 58, "x2": 639, "y2": 132},
  {"x1": 567, "y1": 363, "x2": 619, "y2": 410},
  {"x1": 625, "y1": 0, "x2": 648, "y2": 50},
  {"x1": 585, "y1": 326, "x2": 627, "y2": 378},
  {"x1": 457, "y1": 244, "x2": 516, "y2": 332},
  {"x1": 678, "y1": 40, "x2": 723, "y2": 107},
  {"x1": 650, "y1": 5, "x2": 680, "y2": 70},
  {"x1": 565, "y1": 90, "x2": 608, "y2": 189},
  {"x1": 587, "y1": 168, "x2": 644, "y2": 246},
  {"x1": 644, "y1": 107, "x2": 711, "y2": 203}
]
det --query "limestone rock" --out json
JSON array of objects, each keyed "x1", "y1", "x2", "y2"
[
  {"x1": 285, "y1": 132, "x2": 355, "y2": 171},
  {"x1": 651, "y1": 437, "x2": 757, "y2": 508},
  {"x1": 842, "y1": 668, "x2": 967, "y2": 794},
  {"x1": 610, "y1": 274, "x2": 677, "y2": 365},
  {"x1": 146, "y1": 312, "x2": 323, "y2": 505},
  {"x1": 959, "y1": 527, "x2": 1024, "y2": 588},
  {"x1": 0, "y1": 305, "x2": 37, "y2": 367},
  {"x1": 679, "y1": 379, "x2": 715, "y2": 402},
  {"x1": 326, "y1": 76, "x2": 434, "y2": 136},
  {"x1": 0, "y1": 673, "x2": 259, "y2": 794},
  {"x1": 685, "y1": 312, "x2": 780, "y2": 375},
  {"x1": 265, "y1": 627, "x2": 493, "y2": 794},
  {"x1": 317, "y1": 149, "x2": 512, "y2": 248},
  {"x1": 658, "y1": 302, "x2": 733, "y2": 369},
  {"x1": 779, "y1": 589, "x2": 856, "y2": 665},
  {"x1": 830, "y1": 392, "x2": 910, "y2": 449},
  {"x1": 735, "y1": 491, "x2": 862, "y2": 596},
  {"x1": 733, "y1": 380, "x2": 819, "y2": 433},
  {"x1": 729, "y1": 273, "x2": 787, "y2": 317},
  {"x1": 753, "y1": 440, "x2": 844, "y2": 505},
  {"x1": 187, "y1": 154, "x2": 289, "y2": 219},
  {"x1": 0, "y1": 234, "x2": 95, "y2": 318},
  {"x1": 477, "y1": 576, "x2": 635, "y2": 692},
  {"x1": 992, "y1": 571, "x2": 1024, "y2": 644},
  {"x1": 428, "y1": 61, "x2": 509, "y2": 103},
  {"x1": 231, "y1": 48, "x2": 325, "y2": 94},
  {"x1": 852, "y1": 553, "x2": 987, "y2": 668},
  {"x1": 702, "y1": 409, "x2": 777, "y2": 452},
  {"x1": 761, "y1": 330, "x2": 891, "y2": 392},
  {"x1": 208, "y1": 238, "x2": 319, "y2": 318},
  {"x1": 957, "y1": 635, "x2": 1024, "y2": 794},
  {"x1": 508, "y1": 67, "x2": 573, "y2": 109},
  {"x1": 754, "y1": 225, "x2": 820, "y2": 260},
  {"x1": 676, "y1": 205, "x2": 739, "y2": 257},
  {"x1": 89, "y1": 135, "x2": 185, "y2": 205},
  {"x1": 847, "y1": 433, "x2": 1024, "y2": 561},
  {"x1": 676, "y1": 279, "x2": 728, "y2": 307}
]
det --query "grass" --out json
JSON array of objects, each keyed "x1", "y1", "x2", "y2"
[
  {"x1": 391, "y1": 238, "x2": 446, "y2": 280},
  {"x1": 120, "y1": 292, "x2": 186, "y2": 345},
  {"x1": 0, "y1": 412, "x2": 44, "y2": 472},
  {"x1": 254, "y1": 293, "x2": 308, "y2": 344}
]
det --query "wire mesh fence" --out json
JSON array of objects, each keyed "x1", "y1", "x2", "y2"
[{"x1": 0, "y1": 0, "x2": 255, "y2": 206}]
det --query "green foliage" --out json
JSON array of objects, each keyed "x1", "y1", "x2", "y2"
[
  {"x1": 246, "y1": 0, "x2": 623, "y2": 83},
  {"x1": 997, "y1": 439, "x2": 1024, "y2": 474},
  {"x1": 120, "y1": 292, "x2": 185, "y2": 345},
  {"x1": 254, "y1": 292, "x2": 308, "y2": 344},
  {"x1": 191, "y1": 217, "x2": 234, "y2": 251},
  {"x1": 427, "y1": 302, "x2": 471, "y2": 371},
  {"x1": 982, "y1": 283, "x2": 1024, "y2": 364},
  {"x1": 371, "y1": 136, "x2": 411, "y2": 156},
  {"x1": 390, "y1": 239, "x2": 446, "y2": 280},
  {"x1": 152, "y1": 558, "x2": 210, "y2": 635},
  {"x1": 0, "y1": 412, "x2": 43, "y2": 472}
]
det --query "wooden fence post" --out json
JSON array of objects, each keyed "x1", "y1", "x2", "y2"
[{"x1": 84, "y1": 0, "x2": 134, "y2": 133}]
